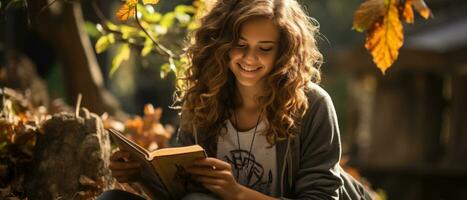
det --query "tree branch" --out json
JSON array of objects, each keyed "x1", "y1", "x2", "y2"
[{"x1": 134, "y1": 4, "x2": 180, "y2": 60}]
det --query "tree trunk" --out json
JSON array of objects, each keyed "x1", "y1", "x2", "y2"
[
  {"x1": 26, "y1": 0, "x2": 128, "y2": 119},
  {"x1": 446, "y1": 75, "x2": 467, "y2": 166}
]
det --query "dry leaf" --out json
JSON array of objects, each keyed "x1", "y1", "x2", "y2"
[
  {"x1": 352, "y1": 0, "x2": 386, "y2": 32},
  {"x1": 412, "y1": 0, "x2": 431, "y2": 19},
  {"x1": 142, "y1": 0, "x2": 159, "y2": 5},
  {"x1": 402, "y1": 0, "x2": 414, "y2": 24},
  {"x1": 116, "y1": 0, "x2": 138, "y2": 21},
  {"x1": 79, "y1": 175, "x2": 97, "y2": 187},
  {"x1": 365, "y1": 1, "x2": 403, "y2": 74}
]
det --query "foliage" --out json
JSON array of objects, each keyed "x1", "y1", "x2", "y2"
[
  {"x1": 0, "y1": 87, "x2": 174, "y2": 198},
  {"x1": 353, "y1": 0, "x2": 432, "y2": 74},
  {"x1": 87, "y1": 0, "x2": 206, "y2": 78},
  {"x1": 0, "y1": 88, "x2": 49, "y2": 199},
  {"x1": 103, "y1": 104, "x2": 174, "y2": 150},
  {"x1": 0, "y1": 0, "x2": 26, "y2": 10}
]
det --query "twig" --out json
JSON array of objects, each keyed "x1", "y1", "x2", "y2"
[
  {"x1": 91, "y1": 0, "x2": 108, "y2": 25},
  {"x1": 75, "y1": 93, "x2": 82, "y2": 118},
  {"x1": 134, "y1": 4, "x2": 180, "y2": 60},
  {"x1": 39, "y1": 0, "x2": 59, "y2": 14},
  {"x1": 91, "y1": 0, "x2": 164, "y2": 56}
]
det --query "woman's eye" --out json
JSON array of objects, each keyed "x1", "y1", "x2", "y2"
[
  {"x1": 260, "y1": 47, "x2": 273, "y2": 52},
  {"x1": 236, "y1": 44, "x2": 246, "y2": 48}
]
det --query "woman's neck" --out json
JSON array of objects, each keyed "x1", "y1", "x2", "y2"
[
  {"x1": 235, "y1": 82, "x2": 263, "y2": 111},
  {"x1": 232, "y1": 82, "x2": 265, "y2": 131}
]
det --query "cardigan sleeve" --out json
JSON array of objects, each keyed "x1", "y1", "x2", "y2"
[{"x1": 282, "y1": 86, "x2": 343, "y2": 200}]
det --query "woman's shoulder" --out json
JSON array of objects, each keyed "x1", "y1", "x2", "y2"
[{"x1": 305, "y1": 82, "x2": 332, "y2": 105}]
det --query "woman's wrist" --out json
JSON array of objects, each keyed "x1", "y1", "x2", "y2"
[
  {"x1": 223, "y1": 183, "x2": 243, "y2": 200},
  {"x1": 229, "y1": 184, "x2": 277, "y2": 200}
]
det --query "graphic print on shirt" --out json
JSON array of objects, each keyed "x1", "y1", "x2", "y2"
[{"x1": 223, "y1": 149, "x2": 273, "y2": 193}]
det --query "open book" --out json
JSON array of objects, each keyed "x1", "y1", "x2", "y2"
[{"x1": 107, "y1": 128, "x2": 207, "y2": 199}]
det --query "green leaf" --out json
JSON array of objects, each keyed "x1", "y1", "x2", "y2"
[
  {"x1": 175, "y1": 56, "x2": 188, "y2": 76},
  {"x1": 0, "y1": 141, "x2": 7, "y2": 152},
  {"x1": 160, "y1": 63, "x2": 170, "y2": 78},
  {"x1": 6, "y1": 0, "x2": 24, "y2": 9},
  {"x1": 95, "y1": 34, "x2": 115, "y2": 54},
  {"x1": 175, "y1": 12, "x2": 191, "y2": 26},
  {"x1": 141, "y1": 37, "x2": 153, "y2": 57},
  {"x1": 85, "y1": 21, "x2": 100, "y2": 38},
  {"x1": 106, "y1": 22, "x2": 119, "y2": 31},
  {"x1": 142, "y1": 0, "x2": 159, "y2": 5},
  {"x1": 187, "y1": 21, "x2": 201, "y2": 31},
  {"x1": 110, "y1": 44, "x2": 131, "y2": 76},
  {"x1": 145, "y1": 5, "x2": 155, "y2": 13},
  {"x1": 144, "y1": 12, "x2": 162, "y2": 23},
  {"x1": 160, "y1": 12, "x2": 176, "y2": 29},
  {"x1": 120, "y1": 25, "x2": 139, "y2": 39},
  {"x1": 175, "y1": 5, "x2": 196, "y2": 14},
  {"x1": 169, "y1": 57, "x2": 176, "y2": 73},
  {"x1": 154, "y1": 24, "x2": 167, "y2": 35}
]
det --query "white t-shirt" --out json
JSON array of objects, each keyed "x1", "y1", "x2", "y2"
[{"x1": 216, "y1": 120, "x2": 278, "y2": 196}]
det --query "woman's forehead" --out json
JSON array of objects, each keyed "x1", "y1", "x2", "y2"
[{"x1": 239, "y1": 18, "x2": 280, "y2": 42}]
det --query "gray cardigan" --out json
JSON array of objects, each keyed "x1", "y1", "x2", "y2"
[{"x1": 140, "y1": 83, "x2": 371, "y2": 200}]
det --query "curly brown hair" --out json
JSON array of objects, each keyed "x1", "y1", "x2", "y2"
[{"x1": 176, "y1": 0, "x2": 322, "y2": 146}]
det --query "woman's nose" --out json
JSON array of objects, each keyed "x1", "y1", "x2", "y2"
[{"x1": 242, "y1": 48, "x2": 258, "y2": 64}]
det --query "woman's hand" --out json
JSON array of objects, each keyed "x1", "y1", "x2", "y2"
[
  {"x1": 109, "y1": 149, "x2": 142, "y2": 183},
  {"x1": 186, "y1": 157, "x2": 242, "y2": 200}
]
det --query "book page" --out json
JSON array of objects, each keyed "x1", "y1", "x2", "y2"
[
  {"x1": 108, "y1": 129, "x2": 157, "y2": 177},
  {"x1": 149, "y1": 145, "x2": 204, "y2": 159},
  {"x1": 108, "y1": 129, "x2": 151, "y2": 159}
]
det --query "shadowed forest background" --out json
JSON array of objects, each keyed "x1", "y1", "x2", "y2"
[{"x1": 1, "y1": 0, "x2": 467, "y2": 199}]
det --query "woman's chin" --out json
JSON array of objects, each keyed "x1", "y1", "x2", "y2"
[{"x1": 235, "y1": 78, "x2": 261, "y2": 88}]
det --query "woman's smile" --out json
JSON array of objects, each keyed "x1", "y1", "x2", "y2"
[{"x1": 237, "y1": 62, "x2": 263, "y2": 72}]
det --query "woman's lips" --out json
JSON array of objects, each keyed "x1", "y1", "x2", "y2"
[{"x1": 237, "y1": 63, "x2": 262, "y2": 72}]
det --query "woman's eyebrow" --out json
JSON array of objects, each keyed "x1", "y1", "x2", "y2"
[{"x1": 239, "y1": 36, "x2": 276, "y2": 44}]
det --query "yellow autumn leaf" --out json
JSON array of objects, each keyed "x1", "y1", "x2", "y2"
[
  {"x1": 142, "y1": 0, "x2": 159, "y2": 5},
  {"x1": 402, "y1": 0, "x2": 414, "y2": 24},
  {"x1": 116, "y1": 0, "x2": 138, "y2": 21},
  {"x1": 412, "y1": 0, "x2": 431, "y2": 19},
  {"x1": 352, "y1": 0, "x2": 386, "y2": 32},
  {"x1": 365, "y1": 1, "x2": 403, "y2": 74},
  {"x1": 110, "y1": 44, "x2": 131, "y2": 76},
  {"x1": 95, "y1": 34, "x2": 115, "y2": 54}
]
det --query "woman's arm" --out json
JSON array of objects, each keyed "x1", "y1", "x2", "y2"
[{"x1": 284, "y1": 88, "x2": 343, "y2": 199}]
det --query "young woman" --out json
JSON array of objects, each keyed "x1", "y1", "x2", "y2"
[{"x1": 105, "y1": 0, "x2": 372, "y2": 199}]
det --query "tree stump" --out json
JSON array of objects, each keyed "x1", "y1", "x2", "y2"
[{"x1": 25, "y1": 108, "x2": 114, "y2": 199}]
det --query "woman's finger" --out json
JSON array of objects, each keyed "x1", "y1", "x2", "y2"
[
  {"x1": 186, "y1": 166, "x2": 224, "y2": 178},
  {"x1": 115, "y1": 175, "x2": 139, "y2": 183},
  {"x1": 110, "y1": 150, "x2": 130, "y2": 161},
  {"x1": 193, "y1": 174, "x2": 225, "y2": 186},
  {"x1": 109, "y1": 160, "x2": 141, "y2": 170},
  {"x1": 111, "y1": 168, "x2": 141, "y2": 177},
  {"x1": 193, "y1": 157, "x2": 231, "y2": 171},
  {"x1": 202, "y1": 182, "x2": 223, "y2": 194}
]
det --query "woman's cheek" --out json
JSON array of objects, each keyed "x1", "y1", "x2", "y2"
[{"x1": 229, "y1": 48, "x2": 244, "y2": 59}]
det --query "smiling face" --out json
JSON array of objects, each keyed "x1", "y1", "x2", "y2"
[{"x1": 228, "y1": 17, "x2": 280, "y2": 91}]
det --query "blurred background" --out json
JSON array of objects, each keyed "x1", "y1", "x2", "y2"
[{"x1": 1, "y1": 0, "x2": 467, "y2": 199}]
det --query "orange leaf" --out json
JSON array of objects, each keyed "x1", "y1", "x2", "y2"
[
  {"x1": 411, "y1": 0, "x2": 431, "y2": 19},
  {"x1": 352, "y1": 0, "x2": 386, "y2": 32},
  {"x1": 115, "y1": 0, "x2": 138, "y2": 21},
  {"x1": 365, "y1": 1, "x2": 403, "y2": 74},
  {"x1": 402, "y1": 0, "x2": 414, "y2": 24}
]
